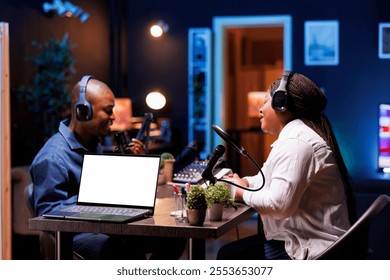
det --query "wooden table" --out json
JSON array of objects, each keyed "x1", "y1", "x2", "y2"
[{"x1": 29, "y1": 184, "x2": 256, "y2": 259}]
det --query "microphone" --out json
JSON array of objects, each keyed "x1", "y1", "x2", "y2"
[
  {"x1": 201, "y1": 145, "x2": 226, "y2": 184},
  {"x1": 113, "y1": 131, "x2": 135, "y2": 154}
]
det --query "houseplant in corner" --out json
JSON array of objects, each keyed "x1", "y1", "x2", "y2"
[
  {"x1": 186, "y1": 185, "x2": 207, "y2": 226},
  {"x1": 15, "y1": 33, "x2": 76, "y2": 142},
  {"x1": 205, "y1": 182, "x2": 236, "y2": 221}
]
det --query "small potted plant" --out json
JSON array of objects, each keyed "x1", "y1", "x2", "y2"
[
  {"x1": 186, "y1": 185, "x2": 207, "y2": 226},
  {"x1": 205, "y1": 182, "x2": 236, "y2": 221}
]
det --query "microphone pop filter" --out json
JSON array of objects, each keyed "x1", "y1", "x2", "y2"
[
  {"x1": 211, "y1": 124, "x2": 265, "y2": 191},
  {"x1": 212, "y1": 124, "x2": 247, "y2": 156}
]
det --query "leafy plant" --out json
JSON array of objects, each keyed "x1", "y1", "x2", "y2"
[
  {"x1": 15, "y1": 33, "x2": 76, "y2": 140},
  {"x1": 205, "y1": 183, "x2": 236, "y2": 209},
  {"x1": 186, "y1": 185, "x2": 207, "y2": 210}
]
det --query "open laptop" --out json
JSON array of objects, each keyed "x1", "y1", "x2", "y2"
[{"x1": 43, "y1": 153, "x2": 161, "y2": 223}]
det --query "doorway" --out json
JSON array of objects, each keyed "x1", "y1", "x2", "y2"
[{"x1": 212, "y1": 15, "x2": 292, "y2": 176}]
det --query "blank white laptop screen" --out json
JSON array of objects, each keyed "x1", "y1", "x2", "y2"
[{"x1": 77, "y1": 153, "x2": 160, "y2": 208}]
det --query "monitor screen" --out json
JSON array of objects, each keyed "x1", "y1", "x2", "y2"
[{"x1": 379, "y1": 103, "x2": 390, "y2": 173}]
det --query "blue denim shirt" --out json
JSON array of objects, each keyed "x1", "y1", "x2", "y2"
[{"x1": 30, "y1": 119, "x2": 102, "y2": 216}]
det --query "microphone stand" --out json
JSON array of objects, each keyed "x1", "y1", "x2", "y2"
[
  {"x1": 209, "y1": 124, "x2": 266, "y2": 192},
  {"x1": 136, "y1": 112, "x2": 154, "y2": 153},
  {"x1": 113, "y1": 112, "x2": 154, "y2": 154}
]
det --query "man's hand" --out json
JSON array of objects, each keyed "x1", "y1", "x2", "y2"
[{"x1": 128, "y1": 138, "x2": 145, "y2": 154}]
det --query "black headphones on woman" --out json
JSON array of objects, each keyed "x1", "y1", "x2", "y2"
[
  {"x1": 75, "y1": 75, "x2": 94, "y2": 121},
  {"x1": 271, "y1": 71, "x2": 293, "y2": 112}
]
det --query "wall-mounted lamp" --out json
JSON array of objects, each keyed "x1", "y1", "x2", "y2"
[
  {"x1": 43, "y1": 0, "x2": 89, "y2": 23},
  {"x1": 146, "y1": 91, "x2": 166, "y2": 110},
  {"x1": 150, "y1": 20, "x2": 169, "y2": 38}
]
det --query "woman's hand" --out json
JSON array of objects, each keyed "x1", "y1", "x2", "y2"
[{"x1": 226, "y1": 173, "x2": 248, "y2": 202}]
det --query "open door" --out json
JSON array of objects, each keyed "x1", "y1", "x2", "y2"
[{"x1": 212, "y1": 15, "x2": 292, "y2": 176}]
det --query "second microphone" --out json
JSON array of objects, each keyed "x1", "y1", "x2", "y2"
[{"x1": 201, "y1": 144, "x2": 226, "y2": 184}]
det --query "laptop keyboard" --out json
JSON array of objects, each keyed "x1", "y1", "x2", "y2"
[{"x1": 67, "y1": 205, "x2": 148, "y2": 216}]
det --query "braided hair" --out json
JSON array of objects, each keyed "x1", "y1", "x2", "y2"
[{"x1": 270, "y1": 72, "x2": 357, "y2": 224}]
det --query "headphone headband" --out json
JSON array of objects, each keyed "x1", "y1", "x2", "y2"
[
  {"x1": 278, "y1": 71, "x2": 292, "y2": 90},
  {"x1": 80, "y1": 75, "x2": 94, "y2": 90}
]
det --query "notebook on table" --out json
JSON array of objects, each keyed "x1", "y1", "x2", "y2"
[{"x1": 43, "y1": 153, "x2": 161, "y2": 223}]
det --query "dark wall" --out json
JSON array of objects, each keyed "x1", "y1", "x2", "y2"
[
  {"x1": 0, "y1": 0, "x2": 110, "y2": 85},
  {"x1": 124, "y1": 0, "x2": 390, "y2": 181},
  {"x1": 2, "y1": 0, "x2": 390, "y2": 180},
  {"x1": 0, "y1": 0, "x2": 111, "y2": 165}
]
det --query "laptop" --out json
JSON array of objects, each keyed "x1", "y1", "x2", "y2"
[{"x1": 43, "y1": 153, "x2": 161, "y2": 223}]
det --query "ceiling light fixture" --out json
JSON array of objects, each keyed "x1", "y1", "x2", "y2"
[
  {"x1": 43, "y1": 0, "x2": 89, "y2": 23},
  {"x1": 150, "y1": 20, "x2": 169, "y2": 38}
]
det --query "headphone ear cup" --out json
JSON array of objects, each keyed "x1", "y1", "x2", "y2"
[
  {"x1": 271, "y1": 71, "x2": 292, "y2": 112},
  {"x1": 75, "y1": 75, "x2": 94, "y2": 121},
  {"x1": 75, "y1": 102, "x2": 93, "y2": 121},
  {"x1": 271, "y1": 91, "x2": 289, "y2": 112}
]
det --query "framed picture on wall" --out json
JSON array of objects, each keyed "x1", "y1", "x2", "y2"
[
  {"x1": 379, "y1": 23, "x2": 390, "y2": 59},
  {"x1": 304, "y1": 20, "x2": 339, "y2": 66},
  {"x1": 378, "y1": 103, "x2": 390, "y2": 173}
]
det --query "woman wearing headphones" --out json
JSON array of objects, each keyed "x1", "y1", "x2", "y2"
[{"x1": 217, "y1": 72, "x2": 356, "y2": 260}]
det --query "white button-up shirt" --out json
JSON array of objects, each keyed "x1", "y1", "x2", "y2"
[{"x1": 243, "y1": 119, "x2": 351, "y2": 259}]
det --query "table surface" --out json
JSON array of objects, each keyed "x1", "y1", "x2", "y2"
[{"x1": 29, "y1": 184, "x2": 256, "y2": 240}]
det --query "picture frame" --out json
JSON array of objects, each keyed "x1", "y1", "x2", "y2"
[
  {"x1": 378, "y1": 23, "x2": 390, "y2": 59},
  {"x1": 304, "y1": 20, "x2": 339, "y2": 66},
  {"x1": 378, "y1": 103, "x2": 390, "y2": 173}
]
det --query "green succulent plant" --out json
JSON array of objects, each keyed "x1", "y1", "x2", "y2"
[
  {"x1": 205, "y1": 182, "x2": 236, "y2": 209},
  {"x1": 160, "y1": 152, "x2": 174, "y2": 169},
  {"x1": 186, "y1": 185, "x2": 207, "y2": 210}
]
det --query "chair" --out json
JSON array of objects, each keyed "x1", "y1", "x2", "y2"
[
  {"x1": 25, "y1": 183, "x2": 84, "y2": 260},
  {"x1": 315, "y1": 194, "x2": 390, "y2": 260},
  {"x1": 24, "y1": 183, "x2": 54, "y2": 259},
  {"x1": 12, "y1": 166, "x2": 40, "y2": 237}
]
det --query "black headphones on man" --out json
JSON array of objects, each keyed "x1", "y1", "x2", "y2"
[
  {"x1": 271, "y1": 71, "x2": 293, "y2": 112},
  {"x1": 75, "y1": 75, "x2": 94, "y2": 121}
]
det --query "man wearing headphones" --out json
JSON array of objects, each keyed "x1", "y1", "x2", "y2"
[
  {"x1": 217, "y1": 71, "x2": 356, "y2": 260},
  {"x1": 30, "y1": 76, "x2": 185, "y2": 259}
]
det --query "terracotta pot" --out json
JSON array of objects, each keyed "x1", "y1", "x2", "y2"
[
  {"x1": 158, "y1": 173, "x2": 166, "y2": 185},
  {"x1": 162, "y1": 159, "x2": 175, "y2": 183},
  {"x1": 187, "y1": 209, "x2": 207, "y2": 226},
  {"x1": 209, "y1": 203, "x2": 224, "y2": 221}
]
